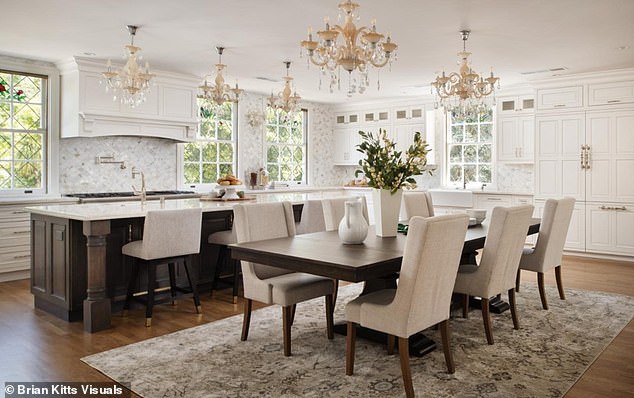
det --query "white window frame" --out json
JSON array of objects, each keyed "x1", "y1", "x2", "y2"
[
  {"x1": 444, "y1": 109, "x2": 496, "y2": 189},
  {"x1": 264, "y1": 108, "x2": 308, "y2": 185},
  {"x1": 0, "y1": 56, "x2": 59, "y2": 197},
  {"x1": 177, "y1": 102, "x2": 238, "y2": 192}
]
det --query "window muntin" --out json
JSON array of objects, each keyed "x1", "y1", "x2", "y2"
[
  {"x1": 265, "y1": 109, "x2": 307, "y2": 183},
  {"x1": 182, "y1": 101, "x2": 236, "y2": 185},
  {"x1": 446, "y1": 109, "x2": 494, "y2": 187},
  {"x1": 0, "y1": 70, "x2": 47, "y2": 192}
]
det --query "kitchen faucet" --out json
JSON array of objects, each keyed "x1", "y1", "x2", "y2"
[{"x1": 131, "y1": 167, "x2": 146, "y2": 203}]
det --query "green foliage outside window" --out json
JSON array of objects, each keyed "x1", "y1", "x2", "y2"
[
  {"x1": 265, "y1": 108, "x2": 306, "y2": 182},
  {"x1": 0, "y1": 71, "x2": 45, "y2": 191},
  {"x1": 183, "y1": 101, "x2": 235, "y2": 184},
  {"x1": 447, "y1": 109, "x2": 493, "y2": 186}
]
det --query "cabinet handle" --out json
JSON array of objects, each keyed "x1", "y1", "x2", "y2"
[
  {"x1": 580, "y1": 148, "x2": 585, "y2": 169},
  {"x1": 13, "y1": 230, "x2": 30, "y2": 235},
  {"x1": 615, "y1": 206, "x2": 627, "y2": 211},
  {"x1": 554, "y1": 104, "x2": 566, "y2": 108},
  {"x1": 585, "y1": 145, "x2": 591, "y2": 169},
  {"x1": 13, "y1": 254, "x2": 30, "y2": 259},
  {"x1": 487, "y1": 197, "x2": 503, "y2": 201},
  {"x1": 607, "y1": 100, "x2": 621, "y2": 103},
  {"x1": 12, "y1": 210, "x2": 28, "y2": 214},
  {"x1": 600, "y1": 206, "x2": 627, "y2": 211}
]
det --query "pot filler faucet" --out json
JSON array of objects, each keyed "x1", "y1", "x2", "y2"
[{"x1": 131, "y1": 167, "x2": 146, "y2": 203}]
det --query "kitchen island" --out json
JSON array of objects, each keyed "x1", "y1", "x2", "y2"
[{"x1": 26, "y1": 192, "x2": 353, "y2": 332}]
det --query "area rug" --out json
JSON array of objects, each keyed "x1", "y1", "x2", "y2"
[{"x1": 82, "y1": 283, "x2": 634, "y2": 398}]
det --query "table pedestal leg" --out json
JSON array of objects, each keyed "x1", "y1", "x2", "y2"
[{"x1": 83, "y1": 220, "x2": 111, "y2": 333}]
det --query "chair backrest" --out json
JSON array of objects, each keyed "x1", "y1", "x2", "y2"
[
  {"x1": 322, "y1": 196, "x2": 369, "y2": 231},
  {"x1": 233, "y1": 201, "x2": 296, "y2": 280},
  {"x1": 387, "y1": 214, "x2": 469, "y2": 336},
  {"x1": 531, "y1": 197, "x2": 575, "y2": 271},
  {"x1": 402, "y1": 191, "x2": 435, "y2": 220},
  {"x1": 474, "y1": 205, "x2": 534, "y2": 297},
  {"x1": 142, "y1": 208, "x2": 202, "y2": 259},
  {"x1": 296, "y1": 199, "x2": 327, "y2": 235}
]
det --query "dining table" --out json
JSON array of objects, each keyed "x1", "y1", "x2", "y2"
[{"x1": 230, "y1": 218, "x2": 541, "y2": 356}]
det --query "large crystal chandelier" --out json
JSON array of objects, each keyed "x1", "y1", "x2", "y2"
[
  {"x1": 267, "y1": 62, "x2": 301, "y2": 120},
  {"x1": 198, "y1": 46, "x2": 243, "y2": 117},
  {"x1": 300, "y1": 0, "x2": 397, "y2": 96},
  {"x1": 101, "y1": 25, "x2": 154, "y2": 108},
  {"x1": 431, "y1": 30, "x2": 500, "y2": 117}
]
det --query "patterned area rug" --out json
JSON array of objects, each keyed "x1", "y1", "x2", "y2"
[{"x1": 82, "y1": 283, "x2": 634, "y2": 398}]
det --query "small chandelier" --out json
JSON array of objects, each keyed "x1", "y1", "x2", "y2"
[
  {"x1": 300, "y1": 0, "x2": 397, "y2": 96},
  {"x1": 198, "y1": 46, "x2": 243, "y2": 117},
  {"x1": 267, "y1": 61, "x2": 301, "y2": 119},
  {"x1": 101, "y1": 25, "x2": 154, "y2": 108},
  {"x1": 431, "y1": 30, "x2": 500, "y2": 117}
]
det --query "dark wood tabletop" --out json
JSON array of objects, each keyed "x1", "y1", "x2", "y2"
[{"x1": 230, "y1": 218, "x2": 541, "y2": 283}]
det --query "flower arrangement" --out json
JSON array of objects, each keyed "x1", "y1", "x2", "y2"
[{"x1": 355, "y1": 129, "x2": 432, "y2": 194}]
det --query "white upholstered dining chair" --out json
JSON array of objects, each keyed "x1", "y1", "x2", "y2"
[
  {"x1": 345, "y1": 214, "x2": 469, "y2": 398},
  {"x1": 232, "y1": 201, "x2": 335, "y2": 356},
  {"x1": 122, "y1": 207, "x2": 203, "y2": 327},
  {"x1": 453, "y1": 205, "x2": 533, "y2": 345},
  {"x1": 295, "y1": 199, "x2": 327, "y2": 235},
  {"x1": 516, "y1": 197, "x2": 575, "y2": 309},
  {"x1": 402, "y1": 191, "x2": 435, "y2": 220}
]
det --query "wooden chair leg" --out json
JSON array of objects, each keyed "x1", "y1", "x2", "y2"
[
  {"x1": 145, "y1": 263, "x2": 156, "y2": 327},
  {"x1": 346, "y1": 322, "x2": 356, "y2": 376},
  {"x1": 398, "y1": 337, "x2": 415, "y2": 398},
  {"x1": 168, "y1": 262, "x2": 177, "y2": 305},
  {"x1": 481, "y1": 297, "x2": 494, "y2": 345},
  {"x1": 555, "y1": 265, "x2": 566, "y2": 300},
  {"x1": 289, "y1": 304, "x2": 297, "y2": 326},
  {"x1": 241, "y1": 299, "x2": 252, "y2": 341},
  {"x1": 210, "y1": 246, "x2": 226, "y2": 297},
  {"x1": 387, "y1": 334, "x2": 395, "y2": 355},
  {"x1": 462, "y1": 294, "x2": 469, "y2": 318},
  {"x1": 123, "y1": 259, "x2": 139, "y2": 313},
  {"x1": 439, "y1": 319, "x2": 455, "y2": 374},
  {"x1": 538, "y1": 272, "x2": 548, "y2": 310},
  {"x1": 332, "y1": 279, "x2": 339, "y2": 309},
  {"x1": 325, "y1": 295, "x2": 334, "y2": 340},
  {"x1": 183, "y1": 256, "x2": 201, "y2": 314},
  {"x1": 282, "y1": 305, "x2": 292, "y2": 356},
  {"x1": 508, "y1": 288, "x2": 519, "y2": 330},
  {"x1": 232, "y1": 260, "x2": 240, "y2": 304},
  {"x1": 515, "y1": 269, "x2": 521, "y2": 292}
]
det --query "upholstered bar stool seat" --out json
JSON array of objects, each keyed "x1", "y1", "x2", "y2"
[
  {"x1": 208, "y1": 228, "x2": 241, "y2": 303},
  {"x1": 122, "y1": 207, "x2": 203, "y2": 327}
]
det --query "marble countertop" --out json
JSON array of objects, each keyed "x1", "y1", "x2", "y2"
[
  {"x1": 25, "y1": 191, "x2": 355, "y2": 222},
  {"x1": 0, "y1": 195, "x2": 80, "y2": 205}
]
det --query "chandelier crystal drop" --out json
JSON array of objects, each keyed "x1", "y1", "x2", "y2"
[
  {"x1": 197, "y1": 46, "x2": 243, "y2": 118},
  {"x1": 300, "y1": 0, "x2": 397, "y2": 97},
  {"x1": 101, "y1": 25, "x2": 154, "y2": 108},
  {"x1": 267, "y1": 61, "x2": 302, "y2": 120},
  {"x1": 431, "y1": 30, "x2": 500, "y2": 118}
]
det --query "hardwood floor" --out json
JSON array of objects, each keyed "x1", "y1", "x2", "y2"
[{"x1": 0, "y1": 255, "x2": 632, "y2": 397}]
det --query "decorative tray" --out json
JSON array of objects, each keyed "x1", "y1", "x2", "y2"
[{"x1": 200, "y1": 196, "x2": 256, "y2": 202}]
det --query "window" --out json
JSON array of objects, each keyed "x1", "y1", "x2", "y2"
[
  {"x1": 182, "y1": 102, "x2": 237, "y2": 186},
  {"x1": 265, "y1": 109, "x2": 307, "y2": 183},
  {"x1": 446, "y1": 109, "x2": 494, "y2": 187},
  {"x1": 0, "y1": 70, "x2": 47, "y2": 193}
]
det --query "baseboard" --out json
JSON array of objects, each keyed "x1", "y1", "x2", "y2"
[
  {"x1": 0, "y1": 270, "x2": 30, "y2": 283},
  {"x1": 563, "y1": 252, "x2": 634, "y2": 264}
]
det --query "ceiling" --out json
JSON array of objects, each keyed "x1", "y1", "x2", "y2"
[{"x1": 3, "y1": 0, "x2": 634, "y2": 104}]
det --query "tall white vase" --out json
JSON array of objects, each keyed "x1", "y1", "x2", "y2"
[{"x1": 372, "y1": 188, "x2": 403, "y2": 237}]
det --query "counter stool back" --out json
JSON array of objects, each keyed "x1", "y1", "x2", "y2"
[{"x1": 122, "y1": 207, "x2": 203, "y2": 327}]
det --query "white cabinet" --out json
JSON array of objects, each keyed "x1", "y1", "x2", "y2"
[
  {"x1": 498, "y1": 116, "x2": 534, "y2": 162},
  {"x1": 585, "y1": 203, "x2": 634, "y2": 256},
  {"x1": 475, "y1": 194, "x2": 513, "y2": 211},
  {"x1": 392, "y1": 106, "x2": 425, "y2": 124},
  {"x1": 537, "y1": 86, "x2": 584, "y2": 110},
  {"x1": 588, "y1": 81, "x2": 634, "y2": 106},
  {"x1": 335, "y1": 112, "x2": 360, "y2": 126},
  {"x1": 333, "y1": 128, "x2": 362, "y2": 166},
  {"x1": 535, "y1": 113, "x2": 586, "y2": 200},
  {"x1": 497, "y1": 95, "x2": 535, "y2": 115},
  {"x1": 363, "y1": 109, "x2": 390, "y2": 123},
  {"x1": 58, "y1": 57, "x2": 199, "y2": 142}
]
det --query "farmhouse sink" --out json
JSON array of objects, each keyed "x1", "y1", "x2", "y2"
[{"x1": 428, "y1": 189, "x2": 473, "y2": 207}]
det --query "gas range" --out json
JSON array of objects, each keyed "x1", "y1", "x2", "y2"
[{"x1": 64, "y1": 190, "x2": 200, "y2": 203}]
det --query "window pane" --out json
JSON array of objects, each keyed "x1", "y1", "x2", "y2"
[
  {"x1": 280, "y1": 163, "x2": 291, "y2": 180},
  {"x1": 266, "y1": 108, "x2": 278, "y2": 124},
  {"x1": 479, "y1": 109, "x2": 493, "y2": 122},
  {"x1": 0, "y1": 133, "x2": 11, "y2": 160},
  {"x1": 14, "y1": 133, "x2": 42, "y2": 160},
  {"x1": 465, "y1": 125, "x2": 478, "y2": 143},
  {"x1": 451, "y1": 125, "x2": 464, "y2": 143},
  {"x1": 291, "y1": 127, "x2": 303, "y2": 144},
  {"x1": 0, "y1": 103, "x2": 10, "y2": 128},
  {"x1": 464, "y1": 165, "x2": 477, "y2": 183},
  {"x1": 267, "y1": 164, "x2": 279, "y2": 181},
  {"x1": 14, "y1": 104, "x2": 41, "y2": 130},
  {"x1": 183, "y1": 143, "x2": 200, "y2": 162},
  {"x1": 449, "y1": 145, "x2": 462, "y2": 163},
  {"x1": 292, "y1": 165, "x2": 304, "y2": 181},
  {"x1": 280, "y1": 145, "x2": 292, "y2": 163},
  {"x1": 14, "y1": 75, "x2": 42, "y2": 103},
  {"x1": 267, "y1": 145, "x2": 279, "y2": 163},
  {"x1": 0, "y1": 161, "x2": 11, "y2": 188},
  {"x1": 199, "y1": 120, "x2": 214, "y2": 138},
  {"x1": 480, "y1": 124, "x2": 492, "y2": 143},
  {"x1": 218, "y1": 143, "x2": 233, "y2": 162},
  {"x1": 202, "y1": 142, "x2": 217, "y2": 162},
  {"x1": 464, "y1": 145, "x2": 477, "y2": 163},
  {"x1": 449, "y1": 165, "x2": 462, "y2": 183},
  {"x1": 14, "y1": 161, "x2": 41, "y2": 188},
  {"x1": 293, "y1": 146, "x2": 303, "y2": 163},
  {"x1": 266, "y1": 126, "x2": 277, "y2": 143},
  {"x1": 183, "y1": 163, "x2": 200, "y2": 184},
  {"x1": 219, "y1": 164, "x2": 233, "y2": 177},
  {"x1": 479, "y1": 165, "x2": 492, "y2": 183},
  {"x1": 479, "y1": 144, "x2": 492, "y2": 162},
  {"x1": 217, "y1": 122, "x2": 232, "y2": 140},
  {"x1": 202, "y1": 163, "x2": 217, "y2": 183},
  {"x1": 279, "y1": 126, "x2": 290, "y2": 142}
]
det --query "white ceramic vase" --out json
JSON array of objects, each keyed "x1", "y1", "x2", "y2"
[
  {"x1": 338, "y1": 197, "x2": 369, "y2": 244},
  {"x1": 372, "y1": 188, "x2": 403, "y2": 237}
]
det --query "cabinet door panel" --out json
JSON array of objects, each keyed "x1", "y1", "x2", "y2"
[
  {"x1": 82, "y1": 74, "x2": 119, "y2": 113},
  {"x1": 615, "y1": 210, "x2": 634, "y2": 254},
  {"x1": 163, "y1": 86, "x2": 195, "y2": 119},
  {"x1": 50, "y1": 223, "x2": 67, "y2": 302},
  {"x1": 561, "y1": 160, "x2": 584, "y2": 199},
  {"x1": 536, "y1": 119, "x2": 558, "y2": 158},
  {"x1": 536, "y1": 160, "x2": 559, "y2": 196},
  {"x1": 31, "y1": 219, "x2": 47, "y2": 294},
  {"x1": 519, "y1": 117, "x2": 534, "y2": 160},
  {"x1": 587, "y1": 160, "x2": 610, "y2": 202},
  {"x1": 566, "y1": 203, "x2": 586, "y2": 251},
  {"x1": 561, "y1": 118, "x2": 584, "y2": 156},
  {"x1": 498, "y1": 119, "x2": 516, "y2": 161},
  {"x1": 615, "y1": 159, "x2": 634, "y2": 201}
]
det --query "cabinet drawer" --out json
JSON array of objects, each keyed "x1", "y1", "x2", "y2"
[
  {"x1": 537, "y1": 86, "x2": 583, "y2": 110},
  {"x1": 588, "y1": 81, "x2": 634, "y2": 106},
  {"x1": 0, "y1": 221, "x2": 31, "y2": 238},
  {"x1": 0, "y1": 245, "x2": 30, "y2": 264},
  {"x1": 0, "y1": 234, "x2": 31, "y2": 248},
  {"x1": 476, "y1": 195, "x2": 513, "y2": 208},
  {"x1": 0, "y1": 206, "x2": 30, "y2": 222}
]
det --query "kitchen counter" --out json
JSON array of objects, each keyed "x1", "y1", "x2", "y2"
[{"x1": 0, "y1": 195, "x2": 79, "y2": 205}]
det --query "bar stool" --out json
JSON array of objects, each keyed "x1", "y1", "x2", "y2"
[
  {"x1": 208, "y1": 228, "x2": 241, "y2": 303},
  {"x1": 122, "y1": 207, "x2": 203, "y2": 327}
]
